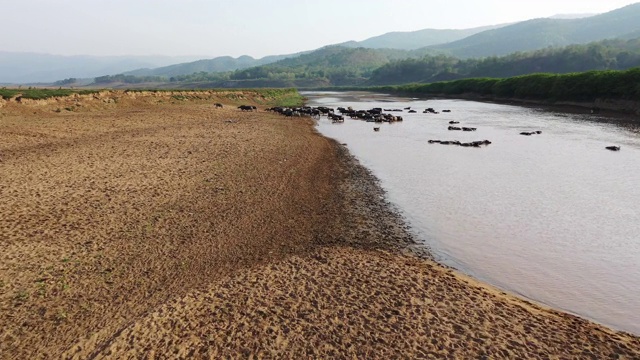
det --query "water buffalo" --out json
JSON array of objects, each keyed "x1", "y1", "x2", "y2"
[
  {"x1": 238, "y1": 105, "x2": 254, "y2": 111},
  {"x1": 373, "y1": 127, "x2": 380, "y2": 132},
  {"x1": 449, "y1": 121, "x2": 460, "y2": 124},
  {"x1": 605, "y1": 146, "x2": 621, "y2": 151},
  {"x1": 448, "y1": 126, "x2": 462, "y2": 131},
  {"x1": 462, "y1": 127, "x2": 477, "y2": 131},
  {"x1": 520, "y1": 130, "x2": 541, "y2": 136},
  {"x1": 214, "y1": 103, "x2": 223, "y2": 108}
]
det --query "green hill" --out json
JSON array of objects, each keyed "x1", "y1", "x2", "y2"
[
  {"x1": 427, "y1": 3, "x2": 640, "y2": 58},
  {"x1": 168, "y1": 46, "x2": 414, "y2": 87},
  {"x1": 124, "y1": 54, "x2": 301, "y2": 78}
]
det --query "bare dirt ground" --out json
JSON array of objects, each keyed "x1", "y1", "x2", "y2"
[{"x1": 1, "y1": 91, "x2": 639, "y2": 359}]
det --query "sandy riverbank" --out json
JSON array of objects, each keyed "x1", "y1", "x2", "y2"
[{"x1": 1, "y1": 92, "x2": 639, "y2": 359}]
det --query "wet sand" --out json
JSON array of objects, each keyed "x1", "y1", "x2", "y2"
[{"x1": 1, "y1": 91, "x2": 639, "y2": 359}]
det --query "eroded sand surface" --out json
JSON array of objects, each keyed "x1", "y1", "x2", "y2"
[{"x1": 1, "y1": 91, "x2": 639, "y2": 359}]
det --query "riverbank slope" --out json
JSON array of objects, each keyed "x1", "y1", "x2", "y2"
[{"x1": 1, "y1": 92, "x2": 638, "y2": 358}]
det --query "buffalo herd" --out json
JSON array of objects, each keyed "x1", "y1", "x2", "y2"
[{"x1": 228, "y1": 102, "x2": 619, "y2": 152}]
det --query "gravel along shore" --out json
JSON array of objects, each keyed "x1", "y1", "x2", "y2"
[{"x1": 1, "y1": 92, "x2": 638, "y2": 359}]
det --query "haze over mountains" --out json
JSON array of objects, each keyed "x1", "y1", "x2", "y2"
[
  {"x1": 0, "y1": 53, "x2": 204, "y2": 84},
  {"x1": 427, "y1": 4, "x2": 640, "y2": 58},
  {"x1": 1, "y1": 3, "x2": 639, "y2": 85}
]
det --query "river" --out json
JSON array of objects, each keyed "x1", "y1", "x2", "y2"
[{"x1": 305, "y1": 91, "x2": 640, "y2": 335}]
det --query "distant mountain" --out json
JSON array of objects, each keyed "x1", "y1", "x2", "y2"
[
  {"x1": 336, "y1": 24, "x2": 508, "y2": 50},
  {"x1": 0, "y1": 52, "x2": 203, "y2": 84},
  {"x1": 548, "y1": 13, "x2": 597, "y2": 19},
  {"x1": 427, "y1": 3, "x2": 640, "y2": 58},
  {"x1": 124, "y1": 53, "x2": 302, "y2": 78}
]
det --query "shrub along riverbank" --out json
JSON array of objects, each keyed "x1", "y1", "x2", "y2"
[{"x1": 310, "y1": 68, "x2": 640, "y2": 113}]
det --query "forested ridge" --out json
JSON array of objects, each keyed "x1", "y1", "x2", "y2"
[
  {"x1": 368, "y1": 38, "x2": 640, "y2": 84},
  {"x1": 91, "y1": 37, "x2": 640, "y2": 89}
]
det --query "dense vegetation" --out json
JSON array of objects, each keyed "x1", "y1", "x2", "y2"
[
  {"x1": 374, "y1": 67, "x2": 640, "y2": 102},
  {"x1": 369, "y1": 38, "x2": 640, "y2": 84}
]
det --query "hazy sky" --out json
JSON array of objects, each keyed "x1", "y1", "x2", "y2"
[{"x1": 1, "y1": 0, "x2": 638, "y2": 58}]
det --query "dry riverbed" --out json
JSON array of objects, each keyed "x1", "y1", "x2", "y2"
[{"x1": 0, "y1": 91, "x2": 638, "y2": 359}]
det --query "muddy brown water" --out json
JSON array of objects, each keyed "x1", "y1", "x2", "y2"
[{"x1": 306, "y1": 91, "x2": 640, "y2": 335}]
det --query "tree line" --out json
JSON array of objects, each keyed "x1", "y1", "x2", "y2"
[{"x1": 374, "y1": 67, "x2": 640, "y2": 102}]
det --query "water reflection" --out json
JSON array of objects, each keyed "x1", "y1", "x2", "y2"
[{"x1": 306, "y1": 91, "x2": 640, "y2": 335}]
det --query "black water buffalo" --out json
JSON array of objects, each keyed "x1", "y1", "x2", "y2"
[
  {"x1": 329, "y1": 113, "x2": 344, "y2": 122},
  {"x1": 448, "y1": 126, "x2": 462, "y2": 131},
  {"x1": 520, "y1": 130, "x2": 542, "y2": 136},
  {"x1": 429, "y1": 139, "x2": 491, "y2": 147},
  {"x1": 238, "y1": 105, "x2": 254, "y2": 111},
  {"x1": 373, "y1": 127, "x2": 380, "y2": 132},
  {"x1": 449, "y1": 121, "x2": 460, "y2": 124},
  {"x1": 605, "y1": 146, "x2": 621, "y2": 151},
  {"x1": 214, "y1": 103, "x2": 223, "y2": 108}
]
